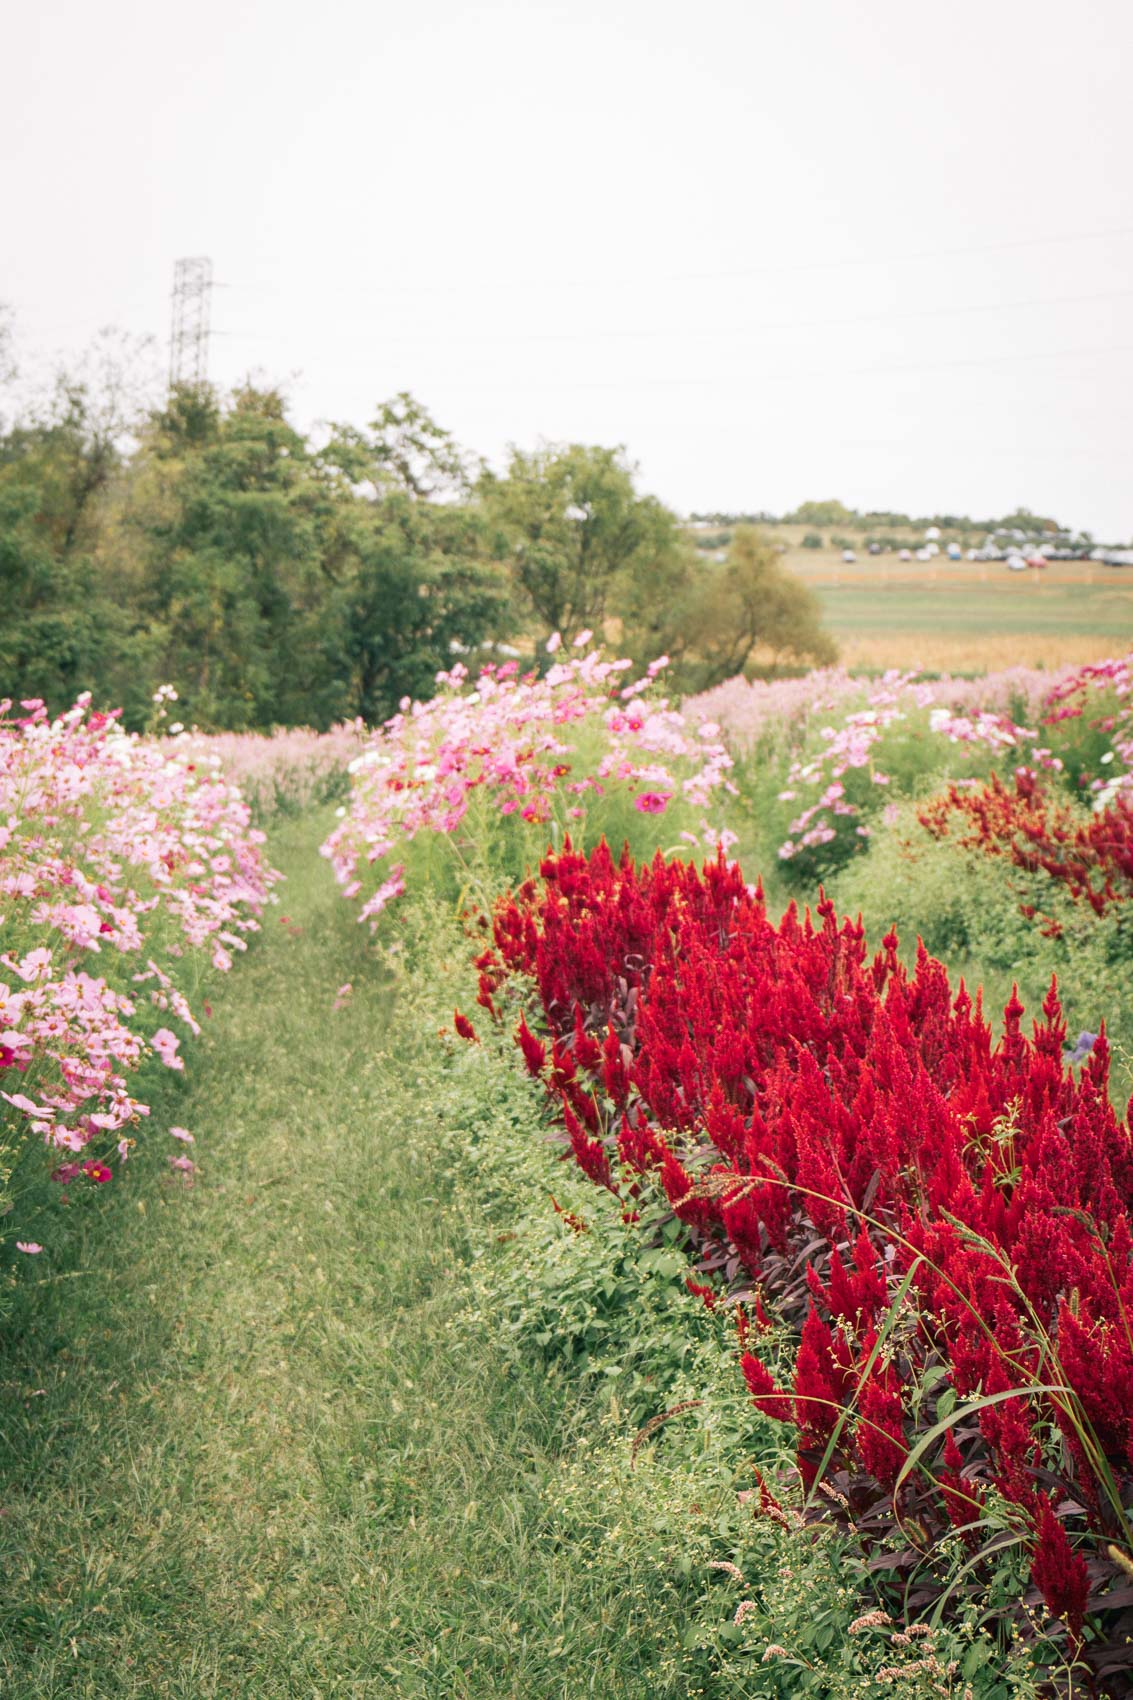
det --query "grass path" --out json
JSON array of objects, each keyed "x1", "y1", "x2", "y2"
[{"x1": 0, "y1": 818, "x2": 698, "y2": 1699}]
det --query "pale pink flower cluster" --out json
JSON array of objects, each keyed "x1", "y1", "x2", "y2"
[
  {"x1": 322, "y1": 641, "x2": 735, "y2": 926},
  {"x1": 686, "y1": 662, "x2": 1086, "y2": 756},
  {"x1": 173, "y1": 722, "x2": 367, "y2": 820},
  {"x1": 686, "y1": 669, "x2": 864, "y2": 752},
  {"x1": 773, "y1": 672, "x2": 1063, "y2": 861},
  {"x1": 0, "y1": 695, "x2": 278, "y2": 1250}
]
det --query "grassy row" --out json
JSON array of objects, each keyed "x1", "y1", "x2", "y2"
[{"x1": 0, "y1": 816, "x2": 754, "y2": 1697}]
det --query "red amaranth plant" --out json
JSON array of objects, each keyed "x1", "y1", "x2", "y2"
[
  {"x1": 483, "y1": 839, "x2": 1133, "y2": 1688},
  {"x1": 919, "y1": 769, "x2": 1133, "y2": 927}
]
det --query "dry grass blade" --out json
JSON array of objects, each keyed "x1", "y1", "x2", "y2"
[{"x1": 630, "y1": 1400, "x2": 704, "y2": 1468}]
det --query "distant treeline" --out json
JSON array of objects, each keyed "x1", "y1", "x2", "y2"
[
  {"x1": 690, "y1": 499, "x2": 1098, "y2": 540},
  {"x1": 0, "y1": 330, "x2": 834, "y2": 729}
]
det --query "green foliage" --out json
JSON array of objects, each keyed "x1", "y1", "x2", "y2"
[
  {"x1": 786, "y1": 499, "x2": 857, "y2": 526},
  {"x1": 0, "y1": 360, "x2": 134, "y2": 708},
  {"x1": 325, "y1": 389, "x2": 481, "y2": 500},
  {"x1": 0, "y1": 360, "x2": 507, "y2": 730},
  {"x1": 800, "y1": 530, "x2": 823, "y2": 549},
  {"x1": 4, "y1": 332, "x2": 830, "y2": 729},
  {"x1": 480, "y1": 440, "x2": 681, "y2": 649},
  {"x1": 624, "y1": 525, "x2": 837, "y2": 692}
]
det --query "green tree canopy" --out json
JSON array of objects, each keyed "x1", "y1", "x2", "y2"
[
  {"x1": 786, "y1": 498, "x2": 857, "y2": 527},
  {"x1": 480, "y1": 443, "x2": 682, "y2": 648},
  {"x1": 622, "y1": 525, "x2": 837, "y2": 691}
]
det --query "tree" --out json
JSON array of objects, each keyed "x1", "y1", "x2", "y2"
[
  {"x1": 326, "y1": 391, "x2": 479, "y2": 502},
  {"x1": 114, "y1": 382, "x2": 332, "y2": 728},
  {"x1": 0, "y1": 330, "x2": 156, "y2": 710},
  {"x1": 480, "y1": 443, "x2": 681, "y2": 647},
  {"x1": 787, "y1": 498, "x2": 857, "y2": 527},
  {"x1": 321, "y1": 495, "x2": 505, "y2": 723},
  {"x1": 622, "y1": 525, "x2": 837, "y2": 691},
  {"x1": 318, "y1": 396, "x2": 506, "y2": 721}
]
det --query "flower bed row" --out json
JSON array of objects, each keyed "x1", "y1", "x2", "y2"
[
  {"x1": 470, "y1": 840, "x2": 1133, "y2": 1689},
  {"x1": 0, "y1": 695, "x2": 277, "y2": 1255}
]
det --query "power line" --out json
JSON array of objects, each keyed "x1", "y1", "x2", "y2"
[
  {"x1": 218, "y1": 223, "x2": 1133, "y2": 302},
  {"x1": 262, "y1": 340, "x2": 1133, "y2": 395},
  {"x1": 208, "y1": 285, "x2": 1133, "y2": 351}
]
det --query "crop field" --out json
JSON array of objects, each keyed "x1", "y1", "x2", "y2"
[
  {"x1": 778, "y1": 544, "x2": 1133, "y2": 671},
  {"x1": 3, "y1": 652, "x2": 1133, "y2": 1698}
]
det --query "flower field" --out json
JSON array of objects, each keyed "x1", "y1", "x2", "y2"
[{"x1": 5, "y1": 648, "x2": 1133, "y2": 1697}]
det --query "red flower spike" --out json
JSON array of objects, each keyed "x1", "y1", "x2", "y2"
[
  {"x1": 453, "y1": 1010, "x2": 479, "y2": 1043},
  {"x1": 1031, "y1": 1495, "x2": 1090, "y2": 1648}
]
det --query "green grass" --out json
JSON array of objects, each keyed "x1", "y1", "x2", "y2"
[
  {"x1": 810, "y1": 576, "x2": 1133, "y2": 639},
  {"x1": 0, "y1": 816, "x2": 714, "y2": 1699}
]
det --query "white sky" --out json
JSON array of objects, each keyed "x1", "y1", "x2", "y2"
[{"x1": 4, "y1": 0, "x2": 1132, "y2": 536}]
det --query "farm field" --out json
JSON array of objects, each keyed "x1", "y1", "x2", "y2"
[
  {"x1": 4, "y1": 651, "x2": 1133, "y2": 1698},
  {"x1": 779, "y1": 548, "x2": 1133, "y2": 672}
]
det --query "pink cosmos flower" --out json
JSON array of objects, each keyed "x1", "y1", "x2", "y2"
[
  {"x1": 152, "y1": 1028, "x2": 184, "y2": 1070},
  {"x1": 545, "y1": 632, "x2": 562, "y2": 654},
  {"x1": 168, "y1": 1154, "x2": 195, "y2": 1173},
  {"x1": 634, "y1": 792, "x2": 672, "y2": 815},
  {"x1": 169, "y1": 1126, "x2": 194, "y2": 1143},
  {"x1": 16, "y1": 1241, "x2": 43, "y2": 1254},
  {"x1": 82, "y1": 1160, "x2": 112, "y2": 1184}
]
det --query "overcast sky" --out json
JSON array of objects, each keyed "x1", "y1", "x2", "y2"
[{"x1": 4, "y1": 0, "x2": 1132, "y2": 535}]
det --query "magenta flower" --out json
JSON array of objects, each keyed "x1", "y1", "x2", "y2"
[{"x1": 634, "y1": 792, "x2": 672, "y2": 815}]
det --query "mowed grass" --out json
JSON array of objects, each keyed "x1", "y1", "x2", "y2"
[{"x1": 0, "y1": 818, "x2": 701, "y2": 1699}]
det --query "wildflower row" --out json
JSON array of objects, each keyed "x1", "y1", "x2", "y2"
[
  {"x1": 919, "y1": 770, "x2": 1133, "y2": 928},
  {"x1": 0, "y1": 696, "x2": 277, "y2": 1249},
  {"x1": 322, "y1": 640, "x2": 735, "y2": 926},
  {"x1": 175, "y1": 722, "x2": 367, "y2": 822},
  {"x1": 772, "y1": 670, "x2": 1064, "y2": 863},
  {"x1": 686, "y1": 662, "x2": 1082, "y2": 757},
  {"x1": 477, "y1": 841, "x2": 1133, "y2": 1682}
]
